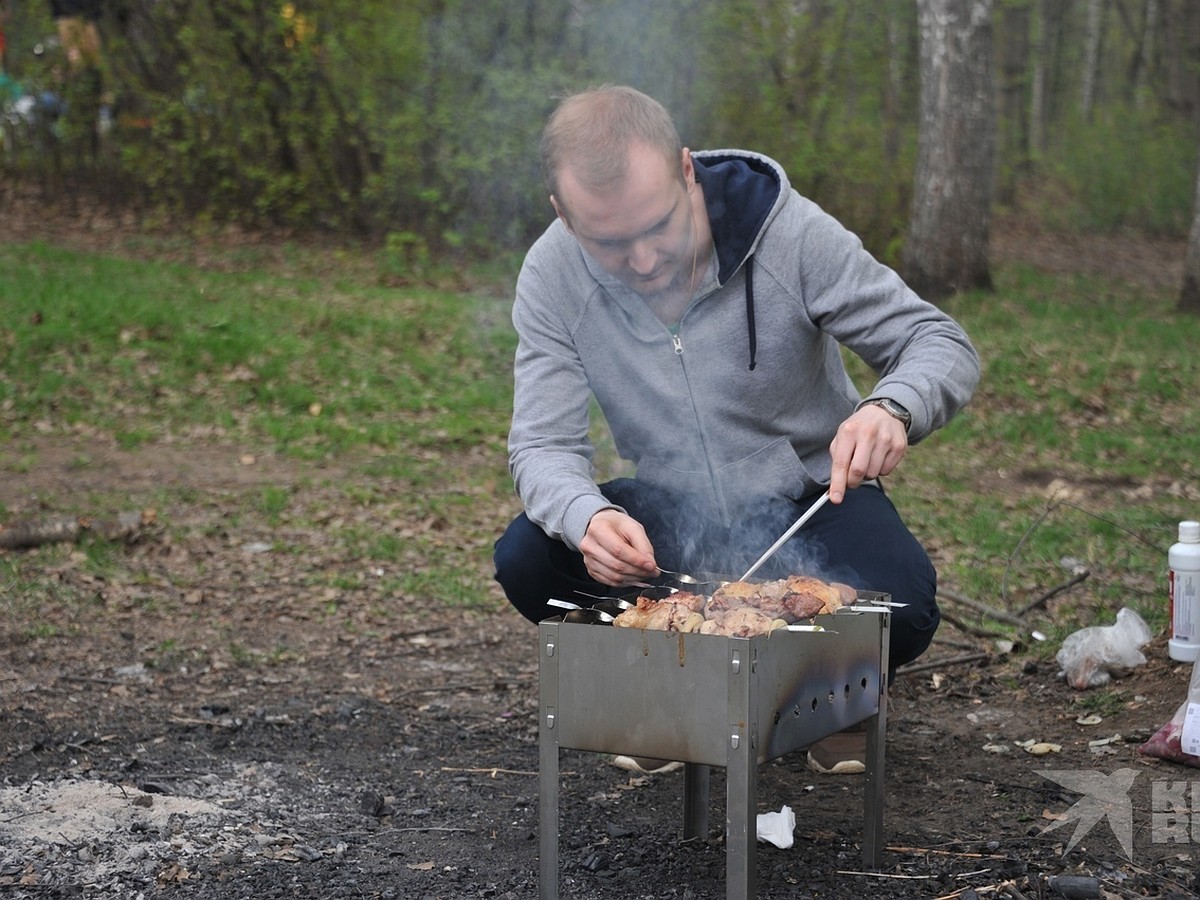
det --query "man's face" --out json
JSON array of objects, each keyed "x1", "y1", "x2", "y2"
[{"x1": 552, "y1": 143, "x2": 695, "y2": 298}]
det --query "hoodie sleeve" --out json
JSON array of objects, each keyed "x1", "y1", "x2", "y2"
[
  {"x1": 507, "y1": 229, "x2": 618, "y2": 549},
  {"x1": 778, "y1": 196, "x2": 980, "y2": 442}
]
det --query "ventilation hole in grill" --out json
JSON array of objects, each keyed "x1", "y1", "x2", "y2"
[
  {"x1": 843, "y1": 684, "x2": 851, "y2": 698},
  {"x1": 810, "y1": 697, "x2": 818, "y2": 712},
  {"x1": 826, "y1": 691, "x2": 835, "y2": 704},
  {"x1": 860, "y1": 677, "x2": 868, "y2": 690}
]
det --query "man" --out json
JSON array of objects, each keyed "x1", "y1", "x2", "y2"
[{"x1": 494, "y1": 86, "x2": 980, "y2": 774}]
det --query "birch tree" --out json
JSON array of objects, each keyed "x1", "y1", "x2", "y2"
[
  {"x1": 1081, "y1": 0, "x2": 1106, "y2": 120},
  {"x1": 1181, "y1": 154, "x2": 1200, "y2": 314},
  {"x1": 902, "y1": 0, "x2": 997, "y2": 300}
]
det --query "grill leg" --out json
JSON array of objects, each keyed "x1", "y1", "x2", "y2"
[
  {"x1": 539, "y1": 628, "x2": 560, "y2": 900},
  {"x1": 726, "y1": 642, "x2": 756, "y2": 900},
  {"x1": 726, "y1": 732, "x2": 756, "y2": 900},
  {"x1": 683, "y1": 763, "x2": 710, "y2": 839},
  {"x1": 539, "y1": 737, "x2": 559, "y2": 899},
  {"x1": 862, "y1": 703, "x2": 888, "y2": 867}
]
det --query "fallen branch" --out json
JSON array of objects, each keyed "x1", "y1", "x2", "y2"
[
  {"x1": 400, "y1": 678, "x2": 535, "y2": 696},
  {"x1": 937, "y1": 590, "x2": 1027, "y2": 629},
  {"x1": 896, "y1": 652, "x2": 989, "y2": 677},
  {"x1": 393, "y1": 826, "x2": 475, "y2": 833},
  {"x1": 836, "y1": 870, "x2": 935, "y2": 880},
  {"x1": 1015, "y1": 570, "x2": 1090, "y2": 617},
  {"x1": 885, "y1": 845, "x2": 1008, "y2": 860},
  {"x1": 439, "y1": 766, "x2": 539, "y2": 777},
  {"x1": 0, "y1": 510, "x2": 155, "y2": 550},
  {"x1": 939, "y1": 610, "x2": 1010, "y2": 640},
  {"x1": 931, "y1": 635, "x2": 984, "y2": 651}
]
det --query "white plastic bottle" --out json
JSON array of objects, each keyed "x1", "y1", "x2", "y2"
[{"x1": 1169, "y1": 520, "x2": 1200, "y2": 662}]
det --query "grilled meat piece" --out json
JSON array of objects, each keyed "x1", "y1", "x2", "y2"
[
  {"x1": 613, "y1": 594, "x2": 705, "y2": 633},
  {"x1": 708, "y1": 579, "x2": 791, "y2": 617},
  {"x1": 612, "y1": 579, "x2": 855, "y2": 634},
  {"x1": 700, "y1": 607, "x2": 787, "y2": 637}
]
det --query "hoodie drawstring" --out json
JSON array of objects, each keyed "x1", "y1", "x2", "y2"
[{"x1": 745, "y1": 256, "x2": 757, "y2": 371}]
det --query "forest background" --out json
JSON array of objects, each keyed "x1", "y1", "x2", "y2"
[{"x1": 1, "y1": 0, "x2": 1197, "y2": 281}]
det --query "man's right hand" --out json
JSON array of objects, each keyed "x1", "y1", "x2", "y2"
[{"x1": 579, "y1": 509, "x2": 657, "y2": 586}]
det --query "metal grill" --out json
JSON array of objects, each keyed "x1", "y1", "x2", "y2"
[{"x1": 538, "y1": 593, "x2": 892, "y2": 900}]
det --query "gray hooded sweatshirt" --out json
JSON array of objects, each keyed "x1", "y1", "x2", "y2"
[{"x1": 509, "y1": 149, "x2": 980, "y2": 549}]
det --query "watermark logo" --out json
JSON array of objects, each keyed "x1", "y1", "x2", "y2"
[{"x1": 1038, "y1": 768, "x2": 1138, "y2": 857}]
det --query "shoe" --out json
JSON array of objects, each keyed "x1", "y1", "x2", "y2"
[
  {"x1": 611, "y1": 755, "x2": 684, "y2": 775},
  {"x1": 806, "y1": 730, "x2": 866, "y2": 775}
]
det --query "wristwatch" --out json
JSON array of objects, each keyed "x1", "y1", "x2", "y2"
[{"x1": 862, "y1": 398, "x2": 912, "y2": 430}]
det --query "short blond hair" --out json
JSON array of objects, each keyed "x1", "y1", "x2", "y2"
[{"x1": 540, "y1": 85, "x2": 684, "y2": 201}]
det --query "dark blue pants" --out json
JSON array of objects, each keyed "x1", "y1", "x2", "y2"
[{"x1": 493, "y1": 480, "x2": 939, "y2": 669}]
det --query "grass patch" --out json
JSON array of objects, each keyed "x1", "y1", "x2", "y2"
[
  {"x1": 2, "y1": 239, "x2": 1197, "y2": 643},
  {"x1": 0, "y1": 242, "x2": 515, "y2": 459}
]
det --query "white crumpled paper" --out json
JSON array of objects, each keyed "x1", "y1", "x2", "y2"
[{"x1": 755, "y1": 805, "x2": 796, "y2": 848}]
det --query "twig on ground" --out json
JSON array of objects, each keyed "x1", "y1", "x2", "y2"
[
  {"x1": 896, "y1": 652, "x2": 989, "y2": 677},
  {"x1": 1015, "y1": 570, "x2": 1090, "y2": 617},
  {"x1": 0, "y1": 511, "x2": 154, "y2": 550},
  {"x1": 931, "y1": 635, "x2": 984, "y2": 651},
  {"x1": 835, "y1": 870, "x2": 936, "y2": 880},
  {"x1": 392, "y1": 826, "x2": 475, "y2": 833},
  {"x1": 939, "y1": 610, "x2": 1010, "y2": 639},
  {"x1": 400, "y1": 678, "x2": 534, "y2": 696},
  {"x1": 169, "y1": 716, "x2": 240, "y2": 729},
  {"x1": 938, "y1": 590, "x2": 1027, "y2": 628},
  {"x1": 439, "y1": 766, "x2": 540, "y2": 777},
  {"x1": 60, "y1": 675, "x2": 125, "y2": 686},
  {"x1": 886, "y1": 845, "x2": 1008, "y2": 859}
]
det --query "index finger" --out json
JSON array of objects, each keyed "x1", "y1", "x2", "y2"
[{"x1": 828, "y1": 432, "x2": 851, "y2": 503}]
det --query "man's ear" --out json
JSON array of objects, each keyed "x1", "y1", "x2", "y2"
[
  {"x1": 681, "y1": 148, "x2": 695, "y2": 192},
  {"x1": 550, "y1": 195, "x2": 571, "y2": 231}
]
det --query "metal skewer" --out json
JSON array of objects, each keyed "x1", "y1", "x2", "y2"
[{"x1": 738, "y1": 490, "x2": 831, "y2": 582}]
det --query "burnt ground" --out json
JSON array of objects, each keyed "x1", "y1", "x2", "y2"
[{"x1": 2, "y1": 204, "x2": 1199, "y2": 900}]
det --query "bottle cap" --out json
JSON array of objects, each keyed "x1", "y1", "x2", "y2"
[{"x1": 1180, "y1": 521, "x2": 1200, "y2": 542}]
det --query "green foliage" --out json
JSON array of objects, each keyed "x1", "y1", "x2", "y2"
[
  {"x1": 3, "y1": 1, "x2": 1196, "y2": 260},
  {"x1": 1041, "y1": 106, "x2": 1197, "y2": 235}
]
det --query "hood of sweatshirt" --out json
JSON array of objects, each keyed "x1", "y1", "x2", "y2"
[
  {"x1": 692, "y1": 150, "x2": 783, "y2": 284},
  {"x1": 692, "y1": 150, "x2": 784, "y2": 371}
]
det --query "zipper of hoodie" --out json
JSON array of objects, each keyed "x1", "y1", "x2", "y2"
[{"x1": 669, "y1": 324, "x2": 683, "y2": 355}]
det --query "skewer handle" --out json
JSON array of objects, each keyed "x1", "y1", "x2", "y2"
[{"x1": 738, "y1": 490, "x2": 831, "y2": 581}]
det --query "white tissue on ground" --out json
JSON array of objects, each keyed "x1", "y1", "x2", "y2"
[{"x1": 755, "y1": 805, "x2": 796, "y2": 848}]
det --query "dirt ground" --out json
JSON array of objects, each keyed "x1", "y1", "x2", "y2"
[{"x1": 2, "y1": 204, "x2": 1199, "y2": 900}]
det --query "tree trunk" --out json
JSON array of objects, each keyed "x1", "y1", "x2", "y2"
[
  {"x1": 1162, "y1": 0, "x2": 1200, "y2": 115},
  {"x1": 903, "y1": 0, "x2": 997, "y2": 301},
  {"x1": 1131, "y1": 0, "x2": 1159, "y2": 108},
  {"x1": 997, "y1": 0, "x2": 1032, "y2": 204},
  {"x1": 1180, "y1": 148, "x2": 1200, "y2": 315},
  {"x1": 1081, "y1": 0, "x2": 1106, "y2": 121},
  {"x1": 882, "y1": 0, "x2": 905, "y2": 165},
  {"x1": 1029, "y1": 0, "x2": 1047, "y2": 156}
]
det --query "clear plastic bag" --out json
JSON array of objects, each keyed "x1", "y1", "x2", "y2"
[
  {"x1": 1138, "y1": 655, "x2": 1200, "y2": 768},
  {"x1": 1056, "y1": 607, "x2": 1152, "y2": 690}
]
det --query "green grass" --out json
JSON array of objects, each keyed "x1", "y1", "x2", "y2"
[
  {"x1": 0, "y1": 241, "x2": 515, "y2": 457},
  {"x1": 2, "y1": 239, "x2": 1198, "y2": 645},
  {"x1": 884, "y1": 265, "x2": 1200, "y2": 639}
]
